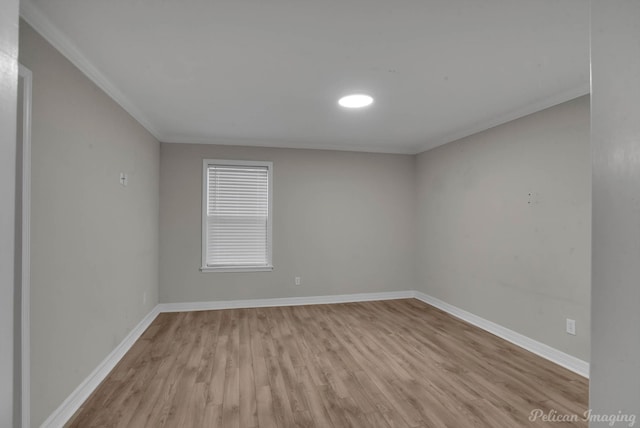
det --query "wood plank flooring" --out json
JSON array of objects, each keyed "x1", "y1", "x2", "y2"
[{"x1": 66, "y1": 299, "x2": 588, "y2": 427}]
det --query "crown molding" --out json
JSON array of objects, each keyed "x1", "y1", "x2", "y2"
[
  {"x1": 19, "y1": 0, "x2": 589, "y2": 156},
  {"x1": 160, "y1": 134, "x2": 416, "y2": 155},
  {"x1": 18, "y1": 1, "x2": 411, "y2": 155},
  {"x1": 19, "y1": 0, "x2": 162, "y2": 141},
  {"x1": 414, "y1": 84, "x2": 590, "y2": 154}
]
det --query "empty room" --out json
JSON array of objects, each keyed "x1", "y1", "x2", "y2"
[{"x1": 2, "y1": 0, "x2": 639, "y2": 427}]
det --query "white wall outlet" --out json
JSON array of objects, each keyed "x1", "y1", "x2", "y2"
[
  {"x1": 295, "y1": 276, "x2": 301, "y2": 286},
  {"x1": 566, "y1": 318, "x2": 576, "y2": 335},
  {"x1": 120, "y1": 172, "x2": 128, "y2": 187}
]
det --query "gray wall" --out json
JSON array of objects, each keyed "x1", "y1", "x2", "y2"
[
  {"x1": 19, "y1": 22, "x2": 160, "y2": 427},
  {"x1": 590, "y1": 1, "x2": 640, "y2": 421},
  {"x1": 160, "y1": 143, "x2": 416, "y2": 303},
  {"x1": 0, "y1": 0, "x2": 19, "y2": 426},
  {"x1": 415, "y1": 96, "x2": 591, "y2": 361}
]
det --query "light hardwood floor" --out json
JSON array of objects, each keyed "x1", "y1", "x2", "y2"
[{"x1": 66, "y1": 299, "x2": 588, "y2": 427}]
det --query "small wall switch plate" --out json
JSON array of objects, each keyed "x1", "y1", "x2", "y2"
[
  {"x1": 120, "y1": 172, "x2": 128, "y2": 187},
  {"x1": 295, "y1": 276, "x2": 301, "y2": 286},
  {"x1": 566, "y1": 318, "x2": 576, "y2": 335}
]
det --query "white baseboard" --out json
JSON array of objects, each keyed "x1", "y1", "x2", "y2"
[
  {"x1": 41, "y1": 305, "x2": 162, "y2": 428},
  {"x1": 413, "y1": 291, "x2": 590, "y2": 378},
  {"x1": 159, "y1": 290, "x2": 415, "y2": 312},
  {"x1": 44, "y1": 289, "x2": 590, "y2": 426},
  {"x1": 42, "y1": 291, "x2": 411, "y2": 426}
]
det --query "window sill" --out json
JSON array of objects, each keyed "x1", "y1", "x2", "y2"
[{"x1": 200, "y1": 266, "x2": 274, "y2": 273}]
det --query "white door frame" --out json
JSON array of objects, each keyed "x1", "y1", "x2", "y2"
[{"x1": 18, "y1": 64, "x2": 32, "y2": 428}]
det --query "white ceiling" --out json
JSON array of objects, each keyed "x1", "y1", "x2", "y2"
[{"x1": 21, "y1": 0, "x2": 590, "y2": 154}]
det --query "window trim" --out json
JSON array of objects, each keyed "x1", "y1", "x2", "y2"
[{"x1": 200, "y1": 159, "x2": 274, "y2": 273}]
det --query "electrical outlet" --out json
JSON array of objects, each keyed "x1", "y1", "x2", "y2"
[
  {"x1": 143, "y1": 291, "x2": 147, "y2": 305},
  {"x1": 566, "y1": 318, "x2": 576, "y2": 335},
  {"x1": 295, "y1": 276, "x2": 301, "y2": 286},
  {"x1": 120, "y1": 172, "x2": 128, "y2": 187}
]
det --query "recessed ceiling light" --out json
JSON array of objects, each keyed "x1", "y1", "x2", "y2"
[{"x1": 338, "y1": 94, "x2": 374, "y2": 109}]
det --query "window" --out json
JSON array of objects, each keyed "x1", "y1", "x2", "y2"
[{"x1": 201, "y1": 159, "x2": 273, "y2": 272}]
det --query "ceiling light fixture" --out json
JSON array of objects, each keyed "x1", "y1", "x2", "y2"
[{"x1": 338, "y1": 93, "x2": 374, "y2": 108}]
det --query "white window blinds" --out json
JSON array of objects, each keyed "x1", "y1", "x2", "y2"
[{"x1": 203, "y1": 161, "x2": 272, "y2": 270}]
